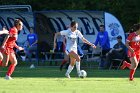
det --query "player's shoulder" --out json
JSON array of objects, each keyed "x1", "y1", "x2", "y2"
[
  {"x1": 9, "y1": 27, "x2": 18, "y2": 34},
  {"x1": 60, "y1": 29, "x2": 70, "y2": 35},
  {"x1": 61, "y1": 29, "x2": 70, "y2": 32},
  {"x1": 75, "y1": 30, "x2": 81, "y2": 34}
]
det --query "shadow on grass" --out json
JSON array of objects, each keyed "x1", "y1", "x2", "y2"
[{"x1": 0, "y1": 66, "x2": 140, "y2": 78}]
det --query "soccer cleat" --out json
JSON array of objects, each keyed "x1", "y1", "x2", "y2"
[
  {"x1": 5, "y1": 75, "x2": 13, "y2": 80},
  {"x1": 129, "y1": 78, "x2": 134, "y2": 81},
  {"x1": 65, "y1": 73, "x2": 71, "y2": 78},
  {"x1": 120, "y1": 61, "x2": 127, "y2": 69},
  {"x1": 30, "y1": 64, "x2": 35, "y2": 69}
]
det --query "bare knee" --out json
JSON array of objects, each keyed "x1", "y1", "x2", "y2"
[
  {"x1": 134, "y1": 63, "x2": 138, "y2": 68},
  {"x1": 76, "y1": 56, "x2": 81, "y2": 62},
  {"x1": 0, "y1": 56, "x2": 3, "y2": 61},
  {"x1": 12, "y1": 62, "x2": 17, "y2": 66},
  {"x1": 70, "y1": 62, "x2": 75, "y2": 66},
  {"x1": 15, "y1": 63, "x2": 18, "y2": 66},
  {"x1": 2, "y1": 63, "x2": 8, "y2": 67}
]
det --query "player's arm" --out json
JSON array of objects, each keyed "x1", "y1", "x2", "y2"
[
  {"x1": 63, "y1": 37, "x2": 66, "y2": 47},
  {"x1": 0, "y1": 30, "x2": 9, "y2": 34},
  {"x1": 126, "y1": 33, "x2": 134, "y2": 53},
  {"x1": 53, "y1": 32, "x2": 61, "y2": 50},
  {"x1": 0, "y1": 26, "x2": 9, "y2": 35},
  {"x1": 14, "y1": 43, "x2": 24, "y2": 51},
  {"x1": 77, "y1": 30, "x2": 96, "y2": 48},
  {"x1": 31, "y1": 34, "x2": 38, "y2": 46},
  {"x1": 81, "y1": 37, "x2": 96, "y2": 48},
  {"x1": 125, "y1": 40, "x2": 134, "y2": 53},
  {"x1": 31, "y1": 40, "x2": 38, "y2": 46},
  {"x1": 1, "y1": 34, "x2": 9, "y2": 48}
]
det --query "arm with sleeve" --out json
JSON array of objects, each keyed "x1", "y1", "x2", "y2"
[
  {"x1": 94, "y1": 33, "x2": 99, "y2": 46},
  {"x1": 100, "y1": 31, "x2": 109, "y2": 47}
]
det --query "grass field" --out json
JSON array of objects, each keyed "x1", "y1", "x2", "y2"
[{"x1": 0, "y1": 65, "x2": 140, "y2": 93}]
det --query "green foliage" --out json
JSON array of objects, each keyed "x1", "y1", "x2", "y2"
[{"x1": 0, "y1": 0, "x2": 139, "y2": 32}]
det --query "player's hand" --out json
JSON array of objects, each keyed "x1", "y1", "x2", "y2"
[
  {"x1": 2, "y1": 29, "x2": 9, "y2": 34},
  {"x1": 18, "y1": 47, "x2": 24, "y2": 51},
  {"x1": 91, "y1": 44, "x2": 96, "y2": 48}
]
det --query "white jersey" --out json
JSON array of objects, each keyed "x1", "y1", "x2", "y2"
[{"x1": 60, "y1": 28, "x2": 83, "y2": 54}]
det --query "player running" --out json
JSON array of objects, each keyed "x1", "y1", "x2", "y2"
[
  {"x1": 0, "y1": 19, "x2": 24, "y2": 80},
  {"x1": 0, "y1": 27, "x2": 9, "y2": 66},
  {"x1": 121, "y1": 23, "x2": 140, "y2": 81},
  {"x1": 53, "y1": 21, "x2": 96, "y2": 78}
]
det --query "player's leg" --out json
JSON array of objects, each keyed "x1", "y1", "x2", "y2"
[
  {"x1": 0, "y1": 52, "x2": 3, "y2": 66},
  {"x1": 1, "y1": 53, "x2": 9, "y2": 67},
  {"x1": 121, "y1": 54, "x2": 131, "y2": 69},
  {"x1": 120, "y1": 60, "x2": 131, "y2": 69},
  {"x1": 65, "y1": 56, "x2": 76, "y2": 78},
  {"x1": 69, "y1": 51, "x2": 81, "y2": 76},
  {"x1": 128, "y1": 56, "x2": 138, "y2": 81},
  {"x1": 60, "y1": 52, "x2": 69, "y2": 71},
  {"x1": 5, "y1": 53, "x2": 17, "y2": 80}
]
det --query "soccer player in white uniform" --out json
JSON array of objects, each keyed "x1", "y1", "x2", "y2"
[{"x1": 54, "y1": 21, "x2": 96, "y2": 78}]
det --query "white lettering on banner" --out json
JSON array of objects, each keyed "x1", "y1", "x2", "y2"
[
  {"x1": 105, "y1": 12, "x2": 125, "y2": 48},
  {"x1": 42, "y1": 11, "x2": 104, "y2": 42},
  {"x1": 0, "y1": 11, "x2": 125, "y2": 49}
]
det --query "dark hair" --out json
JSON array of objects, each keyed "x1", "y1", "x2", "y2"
[
  {"x1": 129, "y1": 23, "x2": 140, "y2": 33},
  {"x1": 117, "y1": 35, "x2": 122, "y2": 39},
  {"x1": 100, "y1": 25, "x2": 105, "y2": 28},
  {"x1": 14, "y1": 19, "x2": 22, "y2": 27},
  {"x1": 70, "y1": 20, "x2": 77, "y2": 27}
]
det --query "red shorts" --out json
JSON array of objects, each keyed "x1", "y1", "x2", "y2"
[
  {"x1": 128, "y1": 51, "x2": 140, "y2": 62},
  {"x1": 0, "y1": 47, "x2": 15, "y2": 55}
]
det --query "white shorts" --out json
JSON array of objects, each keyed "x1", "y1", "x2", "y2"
[{"x1": 65, "y1": 49, "x2": 77, "y2": 55}]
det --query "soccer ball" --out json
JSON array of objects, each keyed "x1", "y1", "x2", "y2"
[{"x1": 79, "y1": 70, "x2": 87, "y2": 78}]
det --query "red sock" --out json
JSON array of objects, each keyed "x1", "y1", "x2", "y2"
[
  {"x1": 61, "y1": 60, "x2": 67, "y2": 65},
  {"x1": 0, "y1": 60, "x2": 2, "y2": 66},
  {"x1": 6, "y1": 64, "x2": 16, "y2": 76},
  {"x1": 129, "y1": 69, "x2": 135, "y2": 80}
]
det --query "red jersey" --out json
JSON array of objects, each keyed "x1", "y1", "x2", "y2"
[
  {"x1": 127, "y1": 32, "x2": 140, "y2": 58},
  {"x1": 1, "y1": 27, "x2": 19, "y2": 55},
  {"x1": 5, "y1": 27, "x2": 18, "y2": 48}
]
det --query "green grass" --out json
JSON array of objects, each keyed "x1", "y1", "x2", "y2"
[{"x1": 0, "y1": 66, "x2": 140, "y2": 93}]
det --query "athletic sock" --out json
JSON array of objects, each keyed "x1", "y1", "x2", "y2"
[
  {"x1": 66, "y1": 65, "x2": 74, "y2": 75},
  {"x1": 76, "y1": 61, "x2": 80, "y2": 74},
  {"x1": 6, "y1": 64, "x2": 15, "y2": 76},
  {"x1": 129, "y1": 69, "x2": 135, "y2": 80}
]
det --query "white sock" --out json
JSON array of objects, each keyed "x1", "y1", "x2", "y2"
[
  {"x1": 76, "y1": 61, "x2": 80, "y2": 74},
  {"x1": 66, "y1": 65, "x2": 74, "y2": 75}
]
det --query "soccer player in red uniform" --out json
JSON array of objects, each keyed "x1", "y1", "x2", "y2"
[
  {"x1": 0, "y1": 19, "x2": 24, "y2": 80},
  {"x1": 121, "y1": 23, "x2": 140, "y2": 81},
  {"x1": 0, "y1": 27, "x2": 9, "y2": 65}
]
